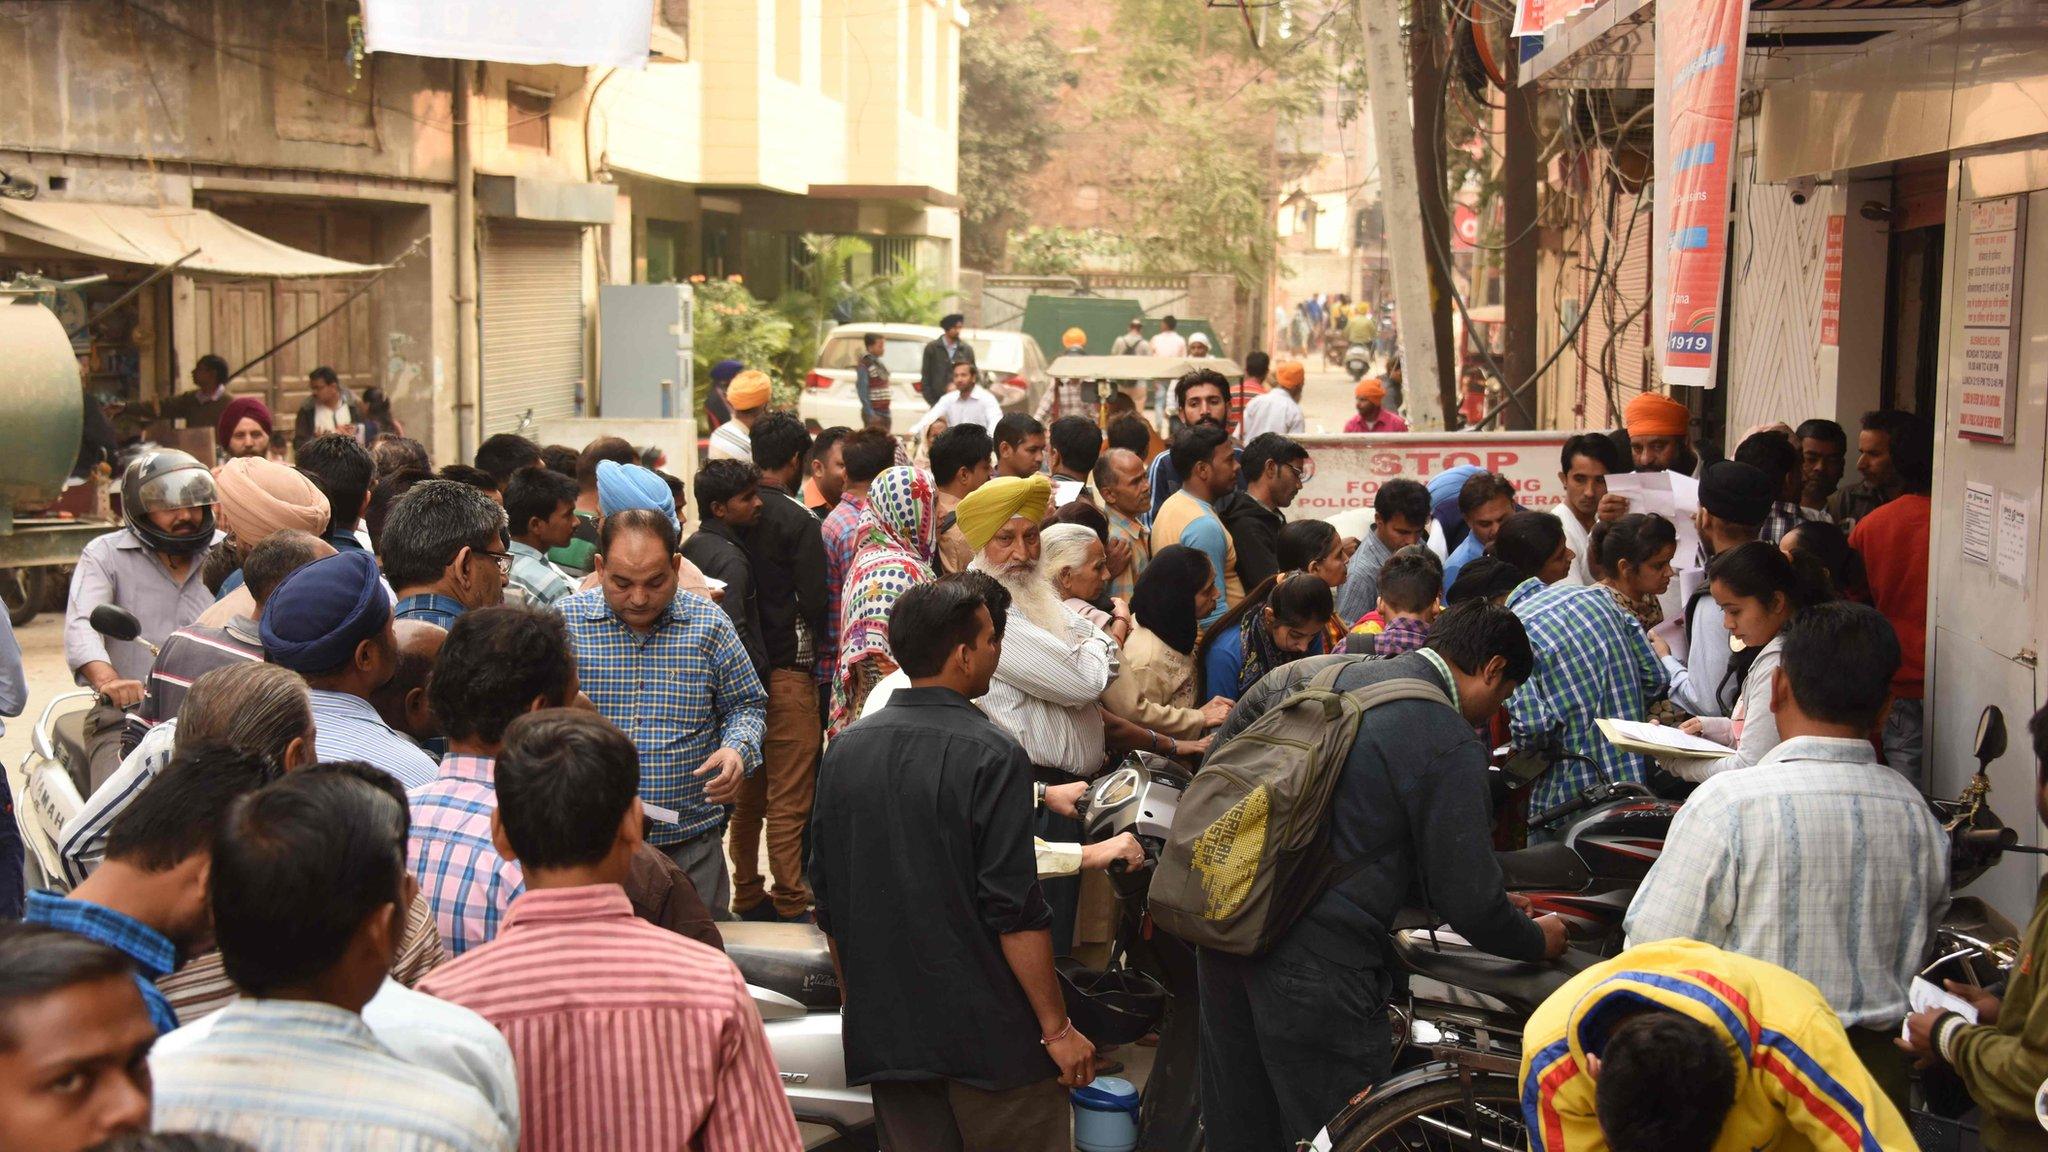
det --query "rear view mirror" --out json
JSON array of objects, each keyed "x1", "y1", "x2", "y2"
[
  {"x1": 1974, "y1": 706, "x2": 2008, "y2": 770},
  {"x1": 88, "y1": 604, "x2": 143, "y2": 644}
]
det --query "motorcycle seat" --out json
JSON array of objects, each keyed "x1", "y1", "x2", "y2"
[
  {"x1": 723, "y1": 921, "x2": 842, "y2": 1010},
  {"x1": 54, "y1": 710, "x2": 92, "y2": 796},
  {"x1": 1392, "y1": 928, "x2": 1597, "y2": 1016},
  {"x1": 1498, "y1": 842, "x2": 1592, "y2": 892}
]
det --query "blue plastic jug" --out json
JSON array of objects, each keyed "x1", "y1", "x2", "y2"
[{"x1": 1072, "y1": 1075, "x2": 1141, "y2": 1152}]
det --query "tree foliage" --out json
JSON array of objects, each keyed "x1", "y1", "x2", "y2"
[{"x1": 958, "y1": 1, "x2": 1073, "y2": 270}]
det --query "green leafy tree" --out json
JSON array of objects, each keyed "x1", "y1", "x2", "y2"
[
  {"x1": 958, "y1": 2, "x2": 1073, "y2": 270},
  {"x1": 692, "y1": 279, "x2": 795, "y2": 418}
]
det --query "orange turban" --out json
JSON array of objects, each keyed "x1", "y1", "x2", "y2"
[
  {"x1": 1062, "y1": 327, "x2": 1087, "y2": 349},
  {"x1": 727, "y1": 369, "x2": 773, "y2": 410},
  {"x1": 1355, "y1": 378, "x2": 1387, "y2": 403},
  {"x1": 1624, "y1": 392, "x2": 1690, "y2": 439},
  {"x1": 1274, "y1": 361, "x2": 1306, "y2": 389}
]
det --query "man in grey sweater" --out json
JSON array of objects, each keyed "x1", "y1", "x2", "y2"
[{"x1": 1197, "y1": 602, "x2": 1569, "y2": 1150}]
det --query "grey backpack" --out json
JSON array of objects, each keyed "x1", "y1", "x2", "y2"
[{"x1": 1147, "y1": 663, "x2": 1452, "y2": 956}]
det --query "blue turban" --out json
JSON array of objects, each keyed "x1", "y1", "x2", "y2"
[
  {"x1": 596, "y1": 460, "x2": 679, "y2": 529},
  {"x1": 1428, "y1": 464, "x2": 1484, "y2": 555},
  {"x1": 1428, "y1": 465, "x2": 1484, "y2": 530},
  {"x1": 710, "y1": 359, "x2": 745, "y2": 385},
  {"x1": 260, "y1": 549, "x2": 391, "y2": 675}
]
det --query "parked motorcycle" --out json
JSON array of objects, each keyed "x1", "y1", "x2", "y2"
[{"x1": 8, "y1": 604, "x2": 156, "y2": 892}]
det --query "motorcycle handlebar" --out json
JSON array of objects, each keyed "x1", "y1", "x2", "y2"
[{"x1": 1958, "y1": 826, "x2": 2019, "y2": 853}]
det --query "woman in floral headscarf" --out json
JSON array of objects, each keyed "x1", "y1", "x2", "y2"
[{"x1": 829, "y1": 465, "x2": 940, "y2": 735}]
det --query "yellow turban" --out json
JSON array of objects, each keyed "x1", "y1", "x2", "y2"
[
  {"x1": 955, "y1": 474, "x2": 1052, "y2": 550},
  {"x1": 727, "y1": 369, "x2": 773, "y2": 410},
  {"x1": 1062, "y1": 327, "x2": 1087, "y2": 349}
]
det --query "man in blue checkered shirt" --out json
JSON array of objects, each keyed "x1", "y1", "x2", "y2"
[
  {"x1": 1504, "y1": 575, "x2": 1668, "y2": 824},
  {"x1": 560, "y1": 509, "x2": 768, "y2": 917}
]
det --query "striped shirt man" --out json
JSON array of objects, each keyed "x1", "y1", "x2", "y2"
[
  {"x1": 408, "y1": 754, "x2": 525, "y2": 956},
  {"x1": 309, "y1": 687, "x2": 437, "y2": 789},
  {"x1": 1504, "y1": 578, "x2": 1669, "y2": 815},
  {"x1": 818, "y1": 491, "x2": 871, "y2": 684},
  {"x1": 132, "y1": 616, "x2": 263, "y2": 732},
  {"x1": 1623, "y1": 735, "x2": 1950, "y2": 1028},
  {"x1": 150, "y1": 998, "x2": 513, "y2": 1151},
  {"x1": 418, "y1": 884, "x2": 801, "y2": 1152}
]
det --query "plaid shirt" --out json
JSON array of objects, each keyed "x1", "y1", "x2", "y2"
[
  {"x1": 818, "y1": 492, "x2": 870, "y2": 683},
  {"x1": 1105, "y1": 507, "x2": 1151, "y2": 603},
  {"x1": 25, "y1": 890, "x2": 179, "y2": 1033},
  {"x1": 507, "y1": 541, "x2": 574, "y2": 609},
  {"x1": 1761, "y1": 499, "x2": 1829, "y2": 545},
  {"x1": 1505, "y1": 579, "x2": 1669, "y2": 814},
  {"x1": 394, "y1": 592, "x2": 466, "y2": 629},
  {"x1": 1623, "y1": 736, "x2": 1950, "y2": 1027},
  {"x1": 560, "y1": 589, "x2": 767, "y2": 845},
  {"x1": 408, "y1": 754, "x2": 524, "y2": 956}
]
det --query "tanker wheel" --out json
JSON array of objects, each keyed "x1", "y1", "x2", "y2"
[{"x1": 3, "y1": 567, "x2": 46, "y2": 627}]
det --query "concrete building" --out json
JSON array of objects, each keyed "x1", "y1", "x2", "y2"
[{"x1": 0, "y1": 0, "x2": 962, "y2": 465}]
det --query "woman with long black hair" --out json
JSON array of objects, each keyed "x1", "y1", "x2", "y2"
[
  {"x1": 1658, "y1": 540, "x2": 1833, "y2": 781},
  {"x1": 1197, "y1": 571, "x2": 1334, "y2": 700},
  {"x1": 1103, "y1": 545, "x2": 1235, "y2": 742}
]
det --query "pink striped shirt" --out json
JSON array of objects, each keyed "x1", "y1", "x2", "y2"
[{"x1": 416, "y1": 884, "x2": 800, "y2": 1152}]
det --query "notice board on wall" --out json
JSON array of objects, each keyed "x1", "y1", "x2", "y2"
[{"x1": 1959, "y1": 196, "x2": 2027, "y2": 444}]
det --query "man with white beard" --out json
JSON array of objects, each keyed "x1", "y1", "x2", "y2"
[{"x1": 956, "y1": 474, "x2": 1120, "y2": 955}]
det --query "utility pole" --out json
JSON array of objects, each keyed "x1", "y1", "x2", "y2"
[
  {"x1": 1408, "y1": 0, "x2": 1458, "y2": 428},
  {"x1": 1502, "y1": 39, "x2": 1539, "y2": 429},
  {"x1": 1356, "y1": 0, "x2": 1445, "y2": 429}
]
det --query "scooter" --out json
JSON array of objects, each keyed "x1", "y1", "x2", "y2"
[
  {"x1": 1344, "y1": 343, "x2": 1373, "y2": 382},
  {"x1": 9, "y1": 604, "x2": 156, "y2": 893}
]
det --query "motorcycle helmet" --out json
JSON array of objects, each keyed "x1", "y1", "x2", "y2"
[
  {"x1": 1056, "y1": 958, "x2": 1167, "y2": 1047},
  {"x1": 121, "y1": 449, "x2": 218, "y2": 556}
]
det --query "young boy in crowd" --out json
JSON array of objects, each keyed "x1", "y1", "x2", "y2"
[{"x1": 1345, "y1": 548, "x2": 1444, "y2": 657}]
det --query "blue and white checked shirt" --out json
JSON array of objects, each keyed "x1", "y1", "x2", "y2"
[
  {"x1": 394, "y1": 592, "x2": 467, "y2": 629},
  {"x1": 559, "y1": 589, "x2": 767, "y2": 845},
  {"x1": 1505, "y1": 578, "x2": 1669, "y2": 814},
  {"x1": 309, "y1": 689, "x2": 437, "y2": 790},
  {"x1": 1624, "y1": 735, "x2": 1950, "y2": 1027},
  {"x1": 150, "y1": 998, "x2": 513, "y2": 1151},
  {"x1": 505, "y1": 541, "x2": 573, "y2": 609},
  {"x1": 25, "y1": 890, "x2": 179, "y2": 1033}
]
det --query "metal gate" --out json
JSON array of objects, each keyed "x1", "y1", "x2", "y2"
[{"x1": 481, "y1": 222, "x2": 586, "y2": 434}]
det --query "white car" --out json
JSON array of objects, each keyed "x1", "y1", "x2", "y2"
[{"x1": 798, "y1": 322, "x2": 1049, "y2": 435}]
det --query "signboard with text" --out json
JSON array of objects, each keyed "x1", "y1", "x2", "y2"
[
  {"x1": 1959, "y1": 196, "x2": 2026, "y2": 444},
  {"x1": 1655, "y1": 0, "x2": 1750, "y2": 388},
  {"x1": 1293, "y1": 432, "x2": 1574, "y2": 518},
  {"x1": 1820, "y1": 215, "x2": 1844, "y2": 347}
]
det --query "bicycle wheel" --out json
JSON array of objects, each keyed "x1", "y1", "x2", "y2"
[{"x1": 1330, "y1": 1073, "x2": 1525, "y2": 1152}]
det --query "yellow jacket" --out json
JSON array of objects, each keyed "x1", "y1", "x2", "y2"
[{"x1": 1519, "y1": 939, "x2": 1917, "y2": 1152}]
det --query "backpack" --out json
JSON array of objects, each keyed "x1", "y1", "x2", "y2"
[{"x1": 1147, "y1": 664, "x2": 1453, "y2": 956}]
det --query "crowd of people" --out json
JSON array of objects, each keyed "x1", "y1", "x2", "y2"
[{"x1": 0, "y1": 347, "x2": 2029, "y2": 1152}]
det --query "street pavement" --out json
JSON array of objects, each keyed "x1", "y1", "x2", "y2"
[{"x1": 1, "y1": 614, "x2": 80, "y2": 778}]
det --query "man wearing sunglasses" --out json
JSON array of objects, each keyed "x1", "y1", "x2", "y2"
[
  {"x1": 381, "y1": 478, "x2": 512, "y2": 630},
  {"x1": 1217, "y1": 433, "x2": 1315, "y2": 591}
]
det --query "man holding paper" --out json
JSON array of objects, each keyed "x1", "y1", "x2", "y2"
[{"x1": 1625, "y1": 603, "x2": 1948, "y2": 1107}]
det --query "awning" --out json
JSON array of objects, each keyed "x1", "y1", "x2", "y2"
[{"x1": 0, "y1": 200, "x2": 385, "y2": 278}]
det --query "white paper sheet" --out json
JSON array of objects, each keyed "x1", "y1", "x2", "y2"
[
  {"x1": 1998, "y1": 491, "x2": 2031, "y2": 586},
  {"x1": 1597, "y1": 718, "x2": 1736, "y2": 759},
  {"x1": 1902, "y1": 977, "x2": 1981, "y2": 1039},
  {"x1": 1964, "y1": 482, "x2": 1996, "y2": 566}
]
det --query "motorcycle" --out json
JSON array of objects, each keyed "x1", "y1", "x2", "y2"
[
  {"x1": 8, "y1": 604, "x2": 156, "y2": 892},
  {"x1": 1312, "y1": 705, "x2": 2031, "y2": 1151},
  {"x1": 1344, "y1": 344, "x2": 1373, "y2": 383}
]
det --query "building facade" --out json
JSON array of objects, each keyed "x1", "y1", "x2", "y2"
[{"x1": 0, "y1": 0, "x2": 962, "y2": 465}]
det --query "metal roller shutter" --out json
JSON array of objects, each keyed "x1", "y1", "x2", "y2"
[{"x1": 480, "y1": 222, "x2": 585, "y2": 434}]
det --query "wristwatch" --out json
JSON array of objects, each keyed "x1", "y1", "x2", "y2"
[{"x1": 1034, "y1": 781, "x2": 1048, "y2": 809}]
